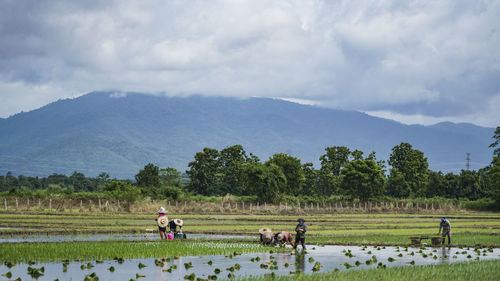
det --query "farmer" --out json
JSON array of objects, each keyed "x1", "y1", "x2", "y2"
[
  {"x1": 259, "y1": 227, "x2": 274, "y2": 245},
  {"x1": 437, "y1": 217, "x2": 451, "y2": 245},
  {"x1": 294, "y1": 218, "x2": 307, "y2": 250},
  {"x1": 274, "y1": 231, "x2": 295, "y2": 247},
  {"x1": 168, "y1": 218, "x2": 183, "y2": 234},
  {"x1": 155, "y1": 207, "x2": 169, "y2": 240}
]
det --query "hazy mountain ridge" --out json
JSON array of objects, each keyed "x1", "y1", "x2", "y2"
[{"x1": 0, "y1": 92, "x2": 494, "y2": 178}]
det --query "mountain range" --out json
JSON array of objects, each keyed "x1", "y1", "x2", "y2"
[{"x1": 0, "y1": 91, "x2": 495, "y2": 178}]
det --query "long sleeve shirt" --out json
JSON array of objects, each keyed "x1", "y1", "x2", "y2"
[
  {"x1": 439, "y1": 220, "x2": 451, "y2": 233},
  {"x1": 295, "y1": 223, "x2": 307, "y2": 239}
]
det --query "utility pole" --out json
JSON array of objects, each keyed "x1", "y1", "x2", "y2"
[{"x1": 466, "y1": 153, "x2": 471, "y2": 170}]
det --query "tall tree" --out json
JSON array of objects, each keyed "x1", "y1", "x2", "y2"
[
  {"x1": 159, "y1": 167, "x2": 183, "y2": 187},
  {"x1": 318, "y1": 146, "x2": 351, "y2": 195},
  {"x1": 388, "y1": 143, "x2": 429, "y2": 197},
  {"x1": 186, "y1": 148, "x2": 220, "y2": 195},
  {"x1": 266, "y1": 153, "x2": 305, "y2": 196},
  {"x1": 218, "y1": 145, "x2": 250, "y2": 195},
  {"x1": 489, "y1": 157, "x2": 500, "y2": 210},
  {"x1": 301, "y1": 163, "x2": 319, "y2": 196},
  {"x1": 245, "y1": 162, "x2": 286, "y2": 203},
  {"x1": 341, "y1": 159, "x2": 385, "y2": 200},
  {"x1": 489, "y1": 126, "x2": 500, "y2": 157},
  {"x1": 135, "y1": 163, "x2": 160, "y2": 188}
]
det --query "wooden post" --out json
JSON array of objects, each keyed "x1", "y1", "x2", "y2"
[
  {"x1": 431, "y1": 202, "x2": 434, "y2": 210},
  {"x1": 250, "y1": 203, "x2": 252, "y2": 210},
  {"x1": 38, "y1": 198, "x2": 41, "y2": 208},
  {"x1": 27, "y1": 198, "x2": 30, "y2": 209},
  {"x1": 340, "y1": 202, "x2": 343, "y2": 209},
  {"x1": 117, "y1": 200, "x2": 120, "y2": 209},
  {"x1": 298, "y1": 201, "x2": 300, "y2": 210},
  {"x1": 264, "y1": 202, "x2": 267, "y2": 210},
  {"x1": 279, "y1": 202, "x2": 282, "y2": 210},
  {"x1": 317, "y1": 202, "x2": 319, "y2": 210},
  {"x1": 4, "y1": 198, "x2": 7, "y2": 210},
  {"x1": 15, "y1": 198, "x2": 18, "y2": 210},
  {"x1": 80, "y1": 200, "x2": 83, "y2": 210},
  {"x1": 49, "y1": 198, "x2": 52, "y2": 210},
  {"x1": 98, "y1": 199, "x2": 102, "y2": 211},
  {"x1": 242, "y1": 201, "x2": 245, "y2": 209},
  {"x1": 184, "y1": 201, "x2": 187, "y2": 209},
  {"x1": 285, "y1": 202, "x2": 288, "y2": 210},
  {"x1": 335, "y1": 202, "x2": 337, "y2": 209}
]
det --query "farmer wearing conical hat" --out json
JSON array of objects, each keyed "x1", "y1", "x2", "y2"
[
  {"x1": 294, "y1": 218, "x2": 307, "y2": 250},
  {"x1": 168, "y1": 218, "x2": 184, "y2": 234},
  {"x1": 155, "y1": 207, "x2": 168, "y2": 240},
  {"x1": 259, "y1": 227, "x2": 274, "y2": 245},
  {"x1": 274, "y1": 231, "x2": 295, "y2": 247}
]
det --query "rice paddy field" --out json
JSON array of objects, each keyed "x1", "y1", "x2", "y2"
[{"x1": 0, "y1": 210, "x2": 499, "y2": 280}]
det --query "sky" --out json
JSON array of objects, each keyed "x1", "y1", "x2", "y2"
[{"x1": 0, "y1": 0, "x2": 499, "y2": 127}]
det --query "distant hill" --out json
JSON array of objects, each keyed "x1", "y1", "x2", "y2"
[{"x1": 0, "y1": 92, "x2": 495, "y2": 178}]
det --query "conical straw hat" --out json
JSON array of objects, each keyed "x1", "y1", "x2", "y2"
[
  {"x1": 259, "y1": 227, "x2": 272, "y2": 234},
  {"x1": 157, "y1": 216, "x2": 169, "y2": 228},
  {"x1": 174, "y1": 218, "x2": 183, "y2": 226}
]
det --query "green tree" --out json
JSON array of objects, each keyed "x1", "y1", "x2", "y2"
[
  {"x1": 245, "y1": 162, "x2": 287, "y2": 203},
  {"x1": 302, "y1": 163, "x2": 319, "y2": 196},
  {"x1": 489, "y1": 126, "x2": 500, "y2": 157},
  {"x1": 266, "y1": 153, "x2": 305, "y2": 196},
  {"x1": 104, "y1": 180, "x2": 141, "y2": 211},
  {"x1": 341, "y1": 159, "x2": 385, "y2": 200},
  {"x1": 426, "y1": 171, "x2": 447, "y2": 198},
  {"x1": 159, "y1": 167, "x2": 183, "y2": 187},
  {"x1": 386, "y1": 169, "x2": 410, "y2": 198},
  {"x1": 458, "y1": 170, "x2": 481, "y2": 200},
  {"x1": 135, "y1": 163, "x2": 160, "y2": 188},
  {"x1": 186, "y1": 148, "x2": 220, "y2": 195},
  {"x1": 388, "y1": 143, "x2": 429, "y2": 197},
  {"x1": 489, "y1": 157, "x2": 500, "y2": 210},
  {"x1": 318, "y1": 146, "x2": 351, "y2": 195},
  {"x1": 218, "y1": 145, "x2": 250, "y2": 195}
]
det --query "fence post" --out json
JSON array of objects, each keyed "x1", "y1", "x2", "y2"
[
  {"x1": 285, "y1": 202, "x2": 288, "y2": 210},
  {"x1": 117, "y1": 200, "x2": 120, "y2": 209},
  {"x1": 317, "y1": 202, "x2": 319, "y2": 210},
  {"x1": 98, "y1": 199, "x2": 102, "y2": 211},
  {"x1": 298, "y1": 201, "x2": 300, "y2": 210},
  {"x1": 243, "y1": 201, "x2": 245, "y2": 209},
  {"x1": 4, "y1": 198, "x2": 7, "y2": 211},
  {"x1": 15, "y1": 198, "x2": 18, "y2": 210},
  {"x1": 250, "y1": 203, "x2": 252, "y2": 210},
  {"x1": 49, "y1": 198, "x2": 52, "y2": 210},
  {"x1": 184, "y1": 201, "x2": 187, "y2": 209},
  {"x1": 264, "y1": 202, "x2": 267, "y2": 210},
  {"x1": 27, "y1": 198, "x2": 30, "y2": 209},
  {"x1": 80, "y1": 200, "x2": 83, "y2": 210},
  {"x1": 168, "y1": 201, "x2": 171, "y2": 208},
  {"x1": 38, "y1": 199, "x2": 41, "y2": 208}
]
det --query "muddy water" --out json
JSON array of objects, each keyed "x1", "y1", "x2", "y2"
[
  {"x1": 0, "y1": 245, "x2": 498, "y2": 281},
  {"x1": 0, "y1": 233, "x2": 254, "y2": 243}
]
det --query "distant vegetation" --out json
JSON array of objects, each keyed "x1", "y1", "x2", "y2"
[{"x1": 1, "y1": 126, "x2": 499, "y2": 211}]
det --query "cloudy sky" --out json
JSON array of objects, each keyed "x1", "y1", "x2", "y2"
[{"x1": 0, "y1": 0, "x2": 499, "y2": 127}]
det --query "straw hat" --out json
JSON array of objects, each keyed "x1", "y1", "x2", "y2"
[
  {"x1": 259, "y1": 227, "x2": 272, "y2": 234},
  {"x1": 277, "y1": 233, "x2": 284, "y2": 241},
  {"x1": 157, "y1": 216, "x2": 169, "y2": 228},
  {"x1": 158, "y1": 207, "x2": 166, "y2": 214},
  {"x1": 174, "y1": 218, "x2": 184, "y2": 226}
]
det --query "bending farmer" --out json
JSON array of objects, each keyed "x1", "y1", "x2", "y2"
[
  {"x1": 437, "y1": 217, "x2": 451, "y2": 245},
  {"x1": 294, "y1": 218, "x2": 307, "y2": 250},
  {"x1": 275, "y1": 231, "x2": 295, "y2": 247}
]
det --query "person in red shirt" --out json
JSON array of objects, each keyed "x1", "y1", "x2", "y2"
[{"x1": 274, "y1": 231, "x2": 295, "y2": 247}]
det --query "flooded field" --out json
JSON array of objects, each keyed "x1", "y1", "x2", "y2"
[{"x1": 1, "y1": 245, "x2": 498, "y2": 281}]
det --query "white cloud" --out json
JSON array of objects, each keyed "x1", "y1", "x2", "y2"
[{"x1": 0, "y1": 0, "x2": 498, "y2": 126}]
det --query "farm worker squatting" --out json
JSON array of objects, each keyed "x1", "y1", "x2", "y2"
[
  {"x1": 294, "y1": 218, "x2": 307, "y2": 250},
  {"x1": 259, "y1": 227, "x2": 274, "y2": 245},
  {"x1": 437, "y1": 217, "x2": 451, "y2": 245}
]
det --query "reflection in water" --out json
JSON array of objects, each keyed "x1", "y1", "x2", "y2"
[
  {"x1": 441, "y1": 246, "x2": 451, "y2": 262},
  {"x1": 295, "y1": 251, "x2": 306, "y2": 272}
]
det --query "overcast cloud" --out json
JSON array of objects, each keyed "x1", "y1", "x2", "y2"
[{"x1": 0, "y1": 0, "x2": 499, "y2": 126}]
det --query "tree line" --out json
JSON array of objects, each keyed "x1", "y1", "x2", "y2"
[{"x1": 1, "y1": 127, "x2": 499, "y2": 209}]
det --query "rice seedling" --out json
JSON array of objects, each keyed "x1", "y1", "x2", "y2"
[
  {"x1": 387, "y1": 257, "x2": 395, "y2": 262},
  {"x1": 0, "y1": 241, "x2": 286, "y2": 262},
  {"x1": 184, "y1": 262, "x2": 193, "y2": 269},
  {"x1": 108, "y1": 266, "x2": 115, "y2": 272},
  {"x1": 136, "y1": 273, "x2": 146, "y2": 279},
  {"x1": 214, "y1": 268, "x2": 221, "y2": 274},
  {"x1": 308, "y1": 257, "x2": 314, "y2": 263},
  {"x1": 1, "y1": 272, "x2": 12, "y2": 278},
  {"x1": 83, "y1": 272, "x2": 99, "y2": 281},
  {"x1": 184, "y1": 273, "x2": 195, "y2": 280},
  {"x1": 312, "y1": 262, "x2": 322, "y2": 271},
  {"x1": 138, "y1": 262, "x2": 147, "y2": 269}
]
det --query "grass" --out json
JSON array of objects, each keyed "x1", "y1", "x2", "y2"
[
  {"x1": 0, "y1": 211, "x2": 499, "y2": 246},
  {"x1": 0, "y1": 241, "x2": 288, "y2": 262},
  {"x1": 233, "y1": 259, "x2": 500, "y2": 281}
]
